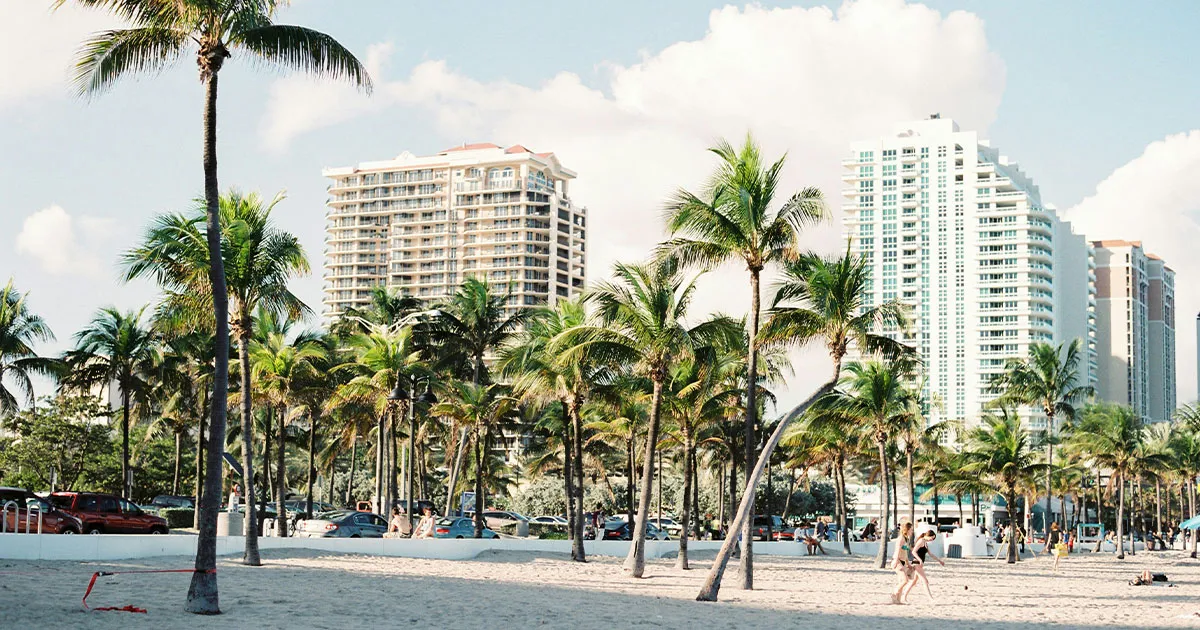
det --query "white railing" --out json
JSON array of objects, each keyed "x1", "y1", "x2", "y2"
[{"x1": 1, "y1": 501, "x2": 42, "y2": 535}]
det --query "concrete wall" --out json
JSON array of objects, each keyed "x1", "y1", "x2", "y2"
[{"x1": 0, "y1": 534, "x2": 891, "y2": 563}]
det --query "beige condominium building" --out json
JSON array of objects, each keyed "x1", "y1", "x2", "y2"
[
  {"x1": 1092, "y1": 241, "x2": 1176, "y2": 422},
  {"x1": 322, "y1": 143, "x2": 587, "y2": 320}
]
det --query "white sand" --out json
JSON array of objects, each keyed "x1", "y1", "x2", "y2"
[{"x1": 2, "y1": 547, "x2": 1199, "y2": 628}]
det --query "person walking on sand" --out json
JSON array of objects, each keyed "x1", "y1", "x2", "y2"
[
  {"x1": 890, "y1": 522, "x2": 918, "y2": 604},
  {"x1": 910, "y1": 530, "x2": 945, "y2": 600},
  {"x1": 1046, "y1": 522, "x2": 1068, "y2": 570}
]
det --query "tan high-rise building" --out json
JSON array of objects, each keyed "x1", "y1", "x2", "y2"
[
  {"x1": 1092, "y1": 240, "x2": 1175, "y2": 422},
  {"x1": 322, "y1": 143, "x2": 587, "y2": 320}
]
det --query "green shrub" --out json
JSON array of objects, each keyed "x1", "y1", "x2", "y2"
[
  {"x1": 159, "y1": 507, "x2": 194, "y2": 529},
  {"x1": 539, "y1": 530, "x2": 567, "y2": 540}
]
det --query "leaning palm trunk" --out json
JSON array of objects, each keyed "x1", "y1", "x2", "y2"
[
  {"x1": 186, "y1": 68, "x2": 229, "y2": 613},
  {"x1": 696, "y1": 379, "x2": 836, "y2": 601},
  {"x1": 236, "y1": 326, "x2": 261, "y2": 565},
  {"x1": 624, "y1": 379, "x2": 665, "y2": 577},
  {"x1": 874, "y1": 440, "x2": 892, "y2": 569}
]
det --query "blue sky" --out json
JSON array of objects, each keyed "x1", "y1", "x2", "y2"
[{"x1": 3, "y1": 0, "x2": 1200, "y2": 406}]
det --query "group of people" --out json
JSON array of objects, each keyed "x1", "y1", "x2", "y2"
[{"x1": 386, "y1": 506, "x2": 436, "y2": 539}]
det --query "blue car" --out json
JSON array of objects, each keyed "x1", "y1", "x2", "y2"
[{"x1": 433, "y1": 517, "x2": 500, "y2": 539}]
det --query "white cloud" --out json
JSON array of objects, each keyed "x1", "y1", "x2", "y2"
[
  {"x1": 261, "y1": 0, "x2": 1006, "y2": 403},
  {"x1": 0, "y1": 3, "x2": 118, "y2": 108},
  {"x1": 1065, "y1": 130, "x2": 1200, "y2": 404},
  {"x1": 15, "y1": 205, "x2": 116, "y2": 279}
]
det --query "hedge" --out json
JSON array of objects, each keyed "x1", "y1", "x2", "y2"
[{"x1": 159, "y1": 507, "x2": 194, "y2": 529}]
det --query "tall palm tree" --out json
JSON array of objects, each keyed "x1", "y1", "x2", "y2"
[
  {"x1": 783, "y1": 411, "x2": 863, "y2": 554},
  {"x1": 0, "y1": 280, "x2": 58, "y2": 420},
  {"x1": 823, "y1": 360, "x2": 911, "y2": 568},
  {"x1": 249, "y1": 314, "x2": 326, "y2": 534},
  {"x1": 1072, "y1": 403, "x2": 1162, "y2": 559},
  {"x1": 60, "y1": 0, "x2": 371, "y2": 612},
  {"x1": 61, "y1": 306, "x2": 158, "y2": 500},
  {"x1": 432, "y1": 382, "x2": 518, "y2": 537},
  {"x1": 125, "y1": 190, "x2": 310, "y2": 567},
  {"x1": 696, "y1": 250, "x2": 907, "y2": 601},
  {"x1": 954, "y1": 408, "x2": 1045, "y2": 564},
  {"x1": 499, "y1": 297, "x2": 594, "y2": 561},
  {"x1": 556, "y1": 258, "x2": 736, "y2": 578},
  {"x1": 990, "y1": 339, "x2": 1092, "y2": 536},
  {"x1": 658, "y1": 135, "x2": 825, "y2": 588}
]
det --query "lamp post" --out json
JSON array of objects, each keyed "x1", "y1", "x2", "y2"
[
  {"x1": 409, "y1": 381, "x2": 438, "y2": 526},
  {"x1": 387, "y1": 379, "x2": 409, "y2": 517}
]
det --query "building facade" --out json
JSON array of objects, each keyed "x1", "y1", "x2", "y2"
[
  {"x1": 1092, "y1": 241, "x2": 1175, "y2": 422},
  {"x1": 841, "y1": 116, "x2": 1096, "y2": 432},
  {"x1": 322, "y1": 143, "x2": 587, "y2": 320}
]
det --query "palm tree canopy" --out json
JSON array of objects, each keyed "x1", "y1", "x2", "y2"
[
  {"x1": 61, "y1": 306, "x2": 159, "y2": 400},
  {"x1": 954, "y1": 408, "x2": 1046, "y2": 495},
  {"x1": 326, "y1": 323, "x2": 424, "y2": 419},
  {"x1": 0, "y1": 280, "x2": 59, "y2": 417},
  {"x1": 123, "y1": 190, "x2": 311, "y2": 334},
  {"x1": 822, "y1": 360, "x2": 910, "y2": 443},
  {"x1": 657, "y1": 134, "x2": 825, "y2": 273},
  {"x1": 430, "y1": 277, "x2": 529, "y2": 381},
  {"x1": 57, "y1": 0, "x2": 372, "y2": 96},
  {"x1": 990, "y1": 339, "x2": 1093, "y2": 422},
  {"x1": 758, "y1": 250, "x2": 910, "y2": 364}
]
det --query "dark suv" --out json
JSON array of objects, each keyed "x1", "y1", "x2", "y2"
[
  {"x1": 753, "y1": 515, "x2": 784, "y2": 541},
  {"x1": 0, "y1": 487, "x2": 83, "y2": 534},
  {"x1": 49, "y1": 492, "x2": 169, "y2": 534}
]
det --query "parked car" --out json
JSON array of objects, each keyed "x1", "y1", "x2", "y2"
[
  {"x1": 0, "y1": 487, "x2": 83, "y2": 534},
  {"x1": 150, "y1": 495, "x2": 195, "y2": 509},
  {"x1": 433, "y1": 517, "x2": 500, "y2": 539},
  {"x1": 295, "y1": 510, "x2": 388, "y2": 538},
  {"x1": 649, "y1": 516, "x2": 683, "y2": 535},
  {"x1": 482, "y1": 511, "x2": 529, "y2": 529},
  {"x1": 530, "y1": 515, "x2": 568, "y2": 525},
  {"x1": 48, "y1": 492, "x2": 168, "y2": 534},
  {"x1": 771, "y1": 528, "x2": 797, "y2": 541},
  {"x1": 601, "y1": 521, "x2": 670, "y2": 541},
  {"x1": 284, "y1": 500, "x2": 337, "y2": 518},
  {"x1": 752, "y1": 515, "x2": 784, "y2": 541}
]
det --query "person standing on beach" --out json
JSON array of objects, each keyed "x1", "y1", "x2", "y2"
[
  {"x1": 910, "y1": 530, "x2": 945, "y2": 600},
  {"x1": 890, "y1": 522, "x2": 918, "y2": 604},
  {"x1": 228, "y1": 483, "x2": 241, "y2": 511}
]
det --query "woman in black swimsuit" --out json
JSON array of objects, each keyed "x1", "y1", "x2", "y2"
[{"x1": 910, "y1": 530, "x2": 945, "y2": 601}]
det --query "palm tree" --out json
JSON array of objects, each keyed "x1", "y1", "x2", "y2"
[
  {"x1": 0, "y1": 280, "x2": 58, "y2": 420},
  {"x1": 783, "y1": 411, "x2": 863, "y2": 554},
  {"x1": 125, "y1": 190, "x2": 310, "y2": 567},
  {"x1": 556, "y1": 259, "x2": 736, "y2": 578},
  {"x1": 62, "y1": 306, "x2": 158, "y2": 500},
  {"x1": 823, "y1": 360, "x2": 911, "y2": 568},
  {"x1": 990, "y1": 339, "x2": 1093, "y2": 537},
  {"x1": 658, "y1": 134, "x2": 825, "y2": 588},
  {"x1": 696, "y1": 250, "x2": 907, "y2": 601},
  {"x1": 432, "y1": 382, "x2": 518, "y2": 537},
  {"x1": 60, "y1": 0, "x2": 371, "y2": 612},
  {"x1": 1072, "y1": 403, "x2": 1162, "y2": 559},
  {"x1": 499, "y1": 297, "x2": 594, "y2": 561},
  {"x1": 954, "y1": 408, "x2": 1044, "y2": 564},
  {"x1": 250, "y1": 314, "x2": 326, "y2": 534}
]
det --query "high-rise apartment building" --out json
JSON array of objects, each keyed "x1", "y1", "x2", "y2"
[
  {"x1": 1092, "y1": 241, "x2": 1175, "y2": 422},
  {"x1": 322, "y1": 143, "x2": 587, "y2": 320},
  {"x1": 841, "y1": 117, "x2": 1096, "y2": 431}
]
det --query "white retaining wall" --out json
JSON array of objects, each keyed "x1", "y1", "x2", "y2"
[{"x1": 0, "y1": 534, "x2": 890, "y2": 563}]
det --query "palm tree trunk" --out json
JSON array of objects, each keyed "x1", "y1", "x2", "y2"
[
  {"x1": 263, "y1": 407, "x2": 273, "y2": 503},
  {"x1": 374, "y1": 415, "x2": 384, "y2": 514},
  {"x1": 625, "y1": 377, "x2": 665, "y2": 578},
  {"x1": 1006, "y1": 488, "x2": 1019, "y2": 564},
  {"x1": 121, "y1": 387, "x2": 131, "y2": 499},
  {"x1": 1045, "y1": 411, "x2": 1054, "y2": 539},
  {"x1": 906, "y1": 448, "x2": 916, "y2": 532},
  {"x1": 875, "y1": 439, "x2": 892, "y2": 569},
  {"x1": 186, "y1": 69, "x2": 229, "y2": 613},
  {"x1": 956, "y1": 493, "x2": 964, "y2": 527},
  {"x1": 276, "y1": 407, "x2": 287, "y2": 537},
  {"x1": 717, "y1": 460, "x2": 725, "y2": 537},
  {"x1": 444, "y1": 427, "x2": 469, "y2": 517},
  {"x1": 173, "y1": 431, "x2": 182, "y2": 496},
  {"x1": 1128, "y1": 478, "x2": 1137, "y2": 556},
  {"x1": 678, "y1": 436, "x2": 693, "y2": 569},
  {"x1": 564, "y1": 428, "x2": 576, "y2": 547},
  {"x1": 931, "y1": 470, "x2": 939, "y2": 527},
  {"x1": 782, "y1": 468, "x2": 796, "y2": 519},
  {"x1": 570, "y1": 400, "x2": 586, "y2": 562},
  {"x1": 473, "y1": 430, "x2": 485, "y2": 538},
  {"x1": 1094, "y1": 469, "x2": 1105, "y2": 553},
  {"x1": 1155, "y1": 478, "x2": 1162, "y2": 536},
  {"x1": 305, "y1": 414, "x2": 316, "y2": 518},
  {"x1": 729, "y1": 450, "x2": 737, "y2": 534},
  {"x1": 1117, "y1": 474, "x2": 1126, "y2": 559},
  {"x1": 837, "y1": 458, "x2": 851, "y2": 554},
  {"x1": 236, "y1": 325, "x2": 261, "y2": 565},
  {"x1": 890, "y1": 468, "x2": 898, "y2": 532},
  {"x1": 406, "y1": 402, "x2": 416, "y2": 524},
  {"x1": 696, "y1": 378, "x2": 838, "y2": 601},
  {"x1": 194, "y1": 389, "x2": 207, "y2": 530},
  {"x1": 346, "y1": 432, "x2": 357, "y2": 506},
  {"x1": 737, "y1": 268, "x2": 762, "y2": 590},
  {"x1": 626, "y1": 437, "x2": 635, "y2": 526}
]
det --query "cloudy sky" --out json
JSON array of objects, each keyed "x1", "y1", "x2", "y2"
[{"x1": 4, "y1": 0, "x2": 1200, "y2": 409}]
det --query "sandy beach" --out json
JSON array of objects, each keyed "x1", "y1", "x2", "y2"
[{"x1": 2, "y1": 547, "x2": 1199, "y2": 629}]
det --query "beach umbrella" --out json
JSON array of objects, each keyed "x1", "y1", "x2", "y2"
[{"x1": 1179, "y1": 515, "x2": 1200, "y2": 530}]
